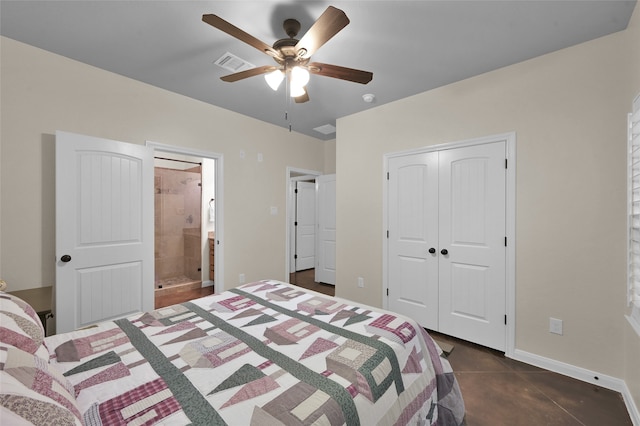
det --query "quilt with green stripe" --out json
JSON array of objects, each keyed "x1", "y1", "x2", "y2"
[{"x1": 45, "y1": 280, "x2": 465, "y2": 425}]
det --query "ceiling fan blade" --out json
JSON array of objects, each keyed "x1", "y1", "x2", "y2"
[
  {"x1": 220, "y1": 65, "x2": 278, "y2": 82},
  {"x1": 308, "y1": 62, "x2": 373, "y2": 84},
  {"x1": 295, "y1": 89, "x2": 310, "y2": 103},
  {"x1": 295, "y1": 6, "x2": 349, "y2": 59},
  {"x1": 203, "y1": 14, "x2": 282, "y2": 59}
]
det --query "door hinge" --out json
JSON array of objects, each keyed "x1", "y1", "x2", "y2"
[
  {"x1": 386, "y1": 288, "x2": 389, "y2": 296},
  {"x1": 294, "y1": 221, "x2": 298, "y2": 226},
  {"x1": 295, "y1": 188, "x2": 298, "y2": 194},
  {"x1": 505, "y1": 158, "x2": 508, "y2": 169},
  {"x1": 504, "y1": 236, "x2": 507, "y2": 246},
  {"x1": 504, "y1": 315, "x2": 507, "y2": 325},
  {"x1": 386, "y1": 230, "x2": 389, "y2": 239},
  {"x1": 294, "y1": 254, "x2": 298, "y2": 259}
]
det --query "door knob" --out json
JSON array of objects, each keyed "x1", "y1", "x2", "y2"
[
  {"x1": 428, "y1": 248, "x2": 436, "y2": 254},
  {"x1": 61, "y1": 255, "x2": 72, "y2": 263},
  {"x1": 440, "y1": 249, "x2": 448, "y2": 255}
]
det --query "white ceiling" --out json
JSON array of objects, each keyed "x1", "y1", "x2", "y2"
[{"x1": 1, "y1": 1, "x2": 636, "y2": 140}]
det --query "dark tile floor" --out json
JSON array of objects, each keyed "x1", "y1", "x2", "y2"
[
  {"x1": 290, "y1": 269, "x2": 632, "y2": 425},
  {"x1": 154, "y1": 284, "x2": 213, "y2": 309},
  {"x1": 430, "y1": 331, "x2": 632, "y2": 425},
  {"x1": 289, "y1": 269, "x2": 336, "y2": 295}
]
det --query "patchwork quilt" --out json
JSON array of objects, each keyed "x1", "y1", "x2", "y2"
[{"x1": 44, "y1": 280, "x2": 465, "y2": 425}]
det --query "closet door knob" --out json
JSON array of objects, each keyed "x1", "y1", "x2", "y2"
[
  {"x1": 61, "y1": 255, "x2": 72, "y2": 263},
  {"x1": 428, "y1": 248, "x2": 436, "y2": 254},
  {"x1": 440, "y1": 249, "x2": 448, "y2": 255}
]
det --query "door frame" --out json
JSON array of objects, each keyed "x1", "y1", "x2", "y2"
[
  {"x1": 382, "y1": 132, "x2": 516, "y2": 357},
  {"x1": 286, "y1": 167, "x2": 322, "y2": 278},
  {"x1": 146, "y1": 141, "x2": 225, "y2": 292}
]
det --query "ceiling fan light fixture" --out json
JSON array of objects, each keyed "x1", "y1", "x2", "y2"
[
  {"x1": 265, "y1": 69, "x2": 284, "y2": 90},
  {"x1": 289, "y1": 83, "x2": 306, "y2": 98},
  {"x1": 290, "y1": 66, "x2": 310, "y2": 88}
]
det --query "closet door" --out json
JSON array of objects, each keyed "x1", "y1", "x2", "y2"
[
  {"x1": 387, "y1": 152, "x2": 439, "y2": 330},
  {"x1": 316, "y1": 174, "x2": 336, "y2": 285},
  {"x1": 386, "y1": 141, "x2": 507, "y2": 351},
  {"x1": 438, "y1": 141, "x2": 506, "y2": 350}
]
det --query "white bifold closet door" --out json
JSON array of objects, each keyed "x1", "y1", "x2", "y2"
[{"x1": 388, "y1": 141, "x2": 506, "y2": 351}]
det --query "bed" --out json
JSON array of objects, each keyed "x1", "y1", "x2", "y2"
[{"x1": 1, "y1": 279, "x2": 465, "y2": 425}]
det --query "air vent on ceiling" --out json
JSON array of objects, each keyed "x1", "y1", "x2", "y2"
[
  {"x1": 313, "y1": 124, "x2": 336, "y2": 135},
  {"x1": 214, "y1": 52, "x2": 255, "y2": 73}
]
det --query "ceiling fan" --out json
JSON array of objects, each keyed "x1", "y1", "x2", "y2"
[{"x1": 202, "y1": 6, "x2": 373, "y2": 103}]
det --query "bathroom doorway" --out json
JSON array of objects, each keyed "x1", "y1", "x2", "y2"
[{"x1": 153, "y1": 153, "x2": 216, "y2": 300}]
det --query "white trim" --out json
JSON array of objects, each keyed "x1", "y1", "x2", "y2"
[
  {"x1": 627, "y1": 308, "x2": 640, "y2": 338},
  {"x1": 511, "y1": 349, "x2": 640, "y2": 425},
  {"x1": 512, "y1": 349, "x2": 623, "y2": 390},
  {"x1": 622, "y1": 381, "x2": 640, "y2": 426},
  {"x1": 382, "y1": 132, "x2": 516, "y2": 356},
  {"x1": 146, "y1": 141, "x2": 225, "y2": 292},
  {"x1": 285, "y1": 167, "x2": 322, "y2": 280},
  {"x1": 384, "y1": 132, "x2": 515, "y2": 159},
  {"x1": 505, "y1": 134, "x2": 517, "y2": 358}
]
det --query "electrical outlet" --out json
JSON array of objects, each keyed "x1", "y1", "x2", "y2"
[
  {"x1": 239, "y1": 273, "x2": 245, "y2": 284},
  {"x1": 549, "y1": 317, "x2": 563, "y2": 335},
  {"x1": 357, "y1": 277, "x2": 364, "y2": 288}
]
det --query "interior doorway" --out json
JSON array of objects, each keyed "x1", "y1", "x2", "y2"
[
  {"x1": 153, "y1": 155, "x2": 208, "y2": 295},
  {"x1": 286, "y1": 167, "x2": 321, "y2": 281},
  {"x1": 286, "y1": 168, "x2": 337, "y2": 287},
  {"x1": 147, "y1": 141, "x2": 224, "y2": 296}
]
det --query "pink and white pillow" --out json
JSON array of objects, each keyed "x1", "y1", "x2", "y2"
[
  {"x1": 0, "y1": 346, "x2": 82, "y2": 425},
  {"x1": 0, "y1": 292, "x2": 48, "y2": 359}
]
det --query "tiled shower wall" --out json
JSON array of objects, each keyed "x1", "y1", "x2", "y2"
[{"x1": 154, "y1": 167, "x2": 202, "y2": 286}]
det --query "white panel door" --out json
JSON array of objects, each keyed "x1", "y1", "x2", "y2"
[
  {"x1": 316, "y1": 174, "x2": 336, "y2": 285},
  {"x1": 295, "y1": 181, "x2": 316, "y2": 271},
  {"x1": 438, "y1": 141, "x2": 506, "y2": 350},
  {"x1": 387, "y1": 153, "x2": 440, "y2": 330},
  {"x1": 55, "y1": 131, "x2": 154, "y2": 333}
]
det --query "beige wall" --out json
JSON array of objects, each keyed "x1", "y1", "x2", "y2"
[
  {"x1": 0, "y1": 37, "x2": 326, "y2": 293},
  {"x1": 323, "y1": 139, "x2": 337, "y2": 174},
  {"x1": 336, "y1": 4, "x2": 639, "y2": 390}
]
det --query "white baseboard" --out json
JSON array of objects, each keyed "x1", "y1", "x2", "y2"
[
  {"x1": 202, "y1": 280, "x2": 214, "y2": 288},
  {"x1": 511, "y1": 349, "x2": 639, "y2": 425},
  {"x1": 622, "y1": 382, "x2": 640, "y2": 426}
]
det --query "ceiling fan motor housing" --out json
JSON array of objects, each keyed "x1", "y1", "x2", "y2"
[{"x1": 283, "y1": 19, "x2": 301, "y2": 38}]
